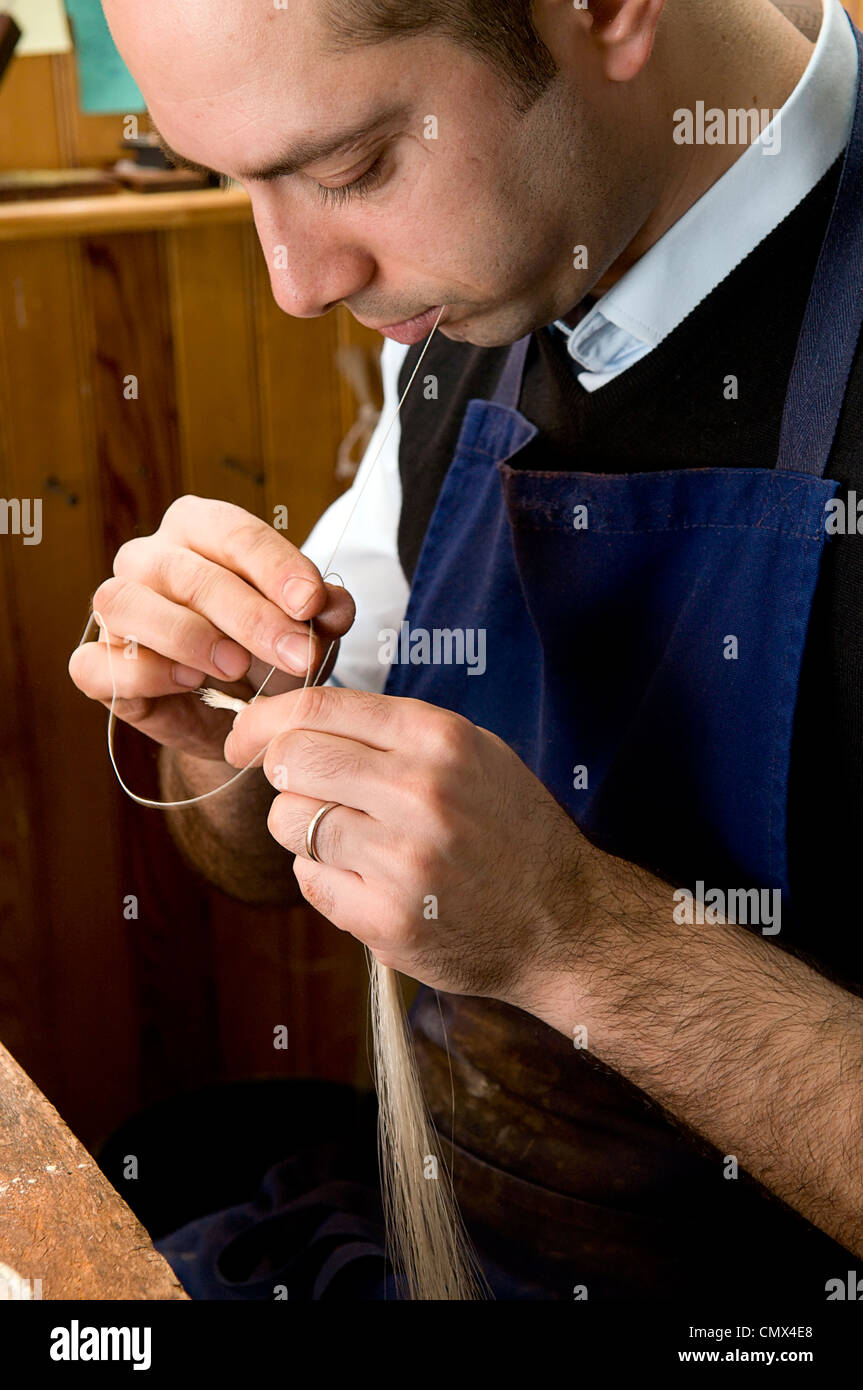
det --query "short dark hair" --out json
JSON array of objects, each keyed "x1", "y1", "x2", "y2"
[{"x1": 325, "y1": 1, "x2": 558, "y2": 111}]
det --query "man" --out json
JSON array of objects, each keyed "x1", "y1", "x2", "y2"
[{"x1": 70, "y1": 0, "x2": 863, "y2": 1299}]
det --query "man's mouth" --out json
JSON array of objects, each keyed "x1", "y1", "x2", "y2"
[{"x1": 367, "y1": 306, "x2": 446, "y2": 345}]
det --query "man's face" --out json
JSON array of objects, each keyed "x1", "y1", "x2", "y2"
[{"x1": 104, "y1": 0, "x2": 656, "y2": 347}]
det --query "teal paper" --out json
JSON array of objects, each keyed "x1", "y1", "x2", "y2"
[{"x1": 64, "y1": 0, "x2": 145, "y2": 114}]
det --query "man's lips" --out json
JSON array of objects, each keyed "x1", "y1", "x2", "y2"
[{"x1": 367, "y1": 306, "x2": 445, "y2": 345}]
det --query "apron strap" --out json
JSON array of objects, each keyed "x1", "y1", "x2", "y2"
[
  {"x1": 777, "y1": 14, "x2": 863, "y2": 477},
  {"x1": 493, "y1": 333, "x2": 532, "y2": 408}
]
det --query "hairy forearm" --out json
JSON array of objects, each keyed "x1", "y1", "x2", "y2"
[
  {"x1": 531, "y1": 850, "x2": 863, "y2": 1257},
  {"x1": 158, "y1": 746, "x2": 299, "y2": 906}
]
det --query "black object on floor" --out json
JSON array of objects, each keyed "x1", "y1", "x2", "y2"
[{"x1": 95, "y1": 1078, "x2": 379, "y2": 1241}]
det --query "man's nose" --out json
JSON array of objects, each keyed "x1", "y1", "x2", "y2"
[{"x1": 249, "y1": 187, "x2": 374, "y2": 319}]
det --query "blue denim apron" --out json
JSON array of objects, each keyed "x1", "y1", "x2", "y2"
[{"x1": 155, "y1": 16, "x2": 863, "y2": 1301}]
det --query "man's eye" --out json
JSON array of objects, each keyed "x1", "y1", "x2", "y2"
[{"x1": 316, "y1": 154, "x2": 386, "y2": 208}]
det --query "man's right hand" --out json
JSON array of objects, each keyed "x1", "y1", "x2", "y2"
[{"x1": 68, "y1": 495, "x2": 355, "y2": 762}]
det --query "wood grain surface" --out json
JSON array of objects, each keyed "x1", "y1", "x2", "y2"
[{"x1": 0, "y1": 1040, "x2": 188, "y2": 1300}]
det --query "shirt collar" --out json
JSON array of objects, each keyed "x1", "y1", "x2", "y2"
[{"x1": 552, "y1": 0, "x2": 859, "y2": 390}]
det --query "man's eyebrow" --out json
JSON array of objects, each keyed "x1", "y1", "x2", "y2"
[
  {"x1": 149, "y1": 102, "x2": 410, "y2": 184},
  {"x1": 150, "y1": 126, "x2": 219, "y2": 178}
]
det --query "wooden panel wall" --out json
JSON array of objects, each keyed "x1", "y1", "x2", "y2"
[
  {"x1": 0, "y1": 46, "x2": 384, "y2": 1149},
  {"x1": 0, "y1": 209, "x2": 381, "y2": 1150}
]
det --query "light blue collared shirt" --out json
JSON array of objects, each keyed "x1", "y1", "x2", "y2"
[{"x1": 550, "y1": 0, "x2": 858, "y2": 391}]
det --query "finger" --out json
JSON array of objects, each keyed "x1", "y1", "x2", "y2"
[
  {"x1": 264, "y1": 731, "x2": 390, "y2": 817},
  {"x1": 92, "y1": 577, "x2": 252, "y2": 681},
  {"x1": 227, "y1": 685, "x2": 401, "y2": 767},
  {"x1": 226, "y1": 721, "x2": 390, "y2": 816},
  {"x1": 114, "y1": 543, "x2": 344, "y2": 678},
  {"x1": 308, "y1": 580, "x2": 356, "y2": 641},
  {"x1": 266, "y1": 791, "x2": 382, "y2": 872},
  {"x1": 69, "y1": 637, "x2": 208, "y2": 701},
  {"x1": 291, "y1": 856, "x2": 367, "y2": 933},
  {"x1": 88, "y1": 686, "x2": 234, "y2": 761},
  {"x1": 292, "y1": 857, "x2": 402, "y2": 955},
  {"x1": 155, "y1": 495, "x2": 345, "y2": 622},
  {"x1": 81, "y1": 621, "x2": 129, "y2": 649},
  {"x1": 275, "y1": 688, "x2": 473, "y2": 776}
]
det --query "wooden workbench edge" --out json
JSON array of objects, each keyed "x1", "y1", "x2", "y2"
[{"x1": 0, "y1": 1040, "x2": 189, "y2": 1300}]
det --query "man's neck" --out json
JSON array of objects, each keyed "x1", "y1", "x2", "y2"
[{"x1": 582, "y1": 0, "x2": 819, "y2": 308}]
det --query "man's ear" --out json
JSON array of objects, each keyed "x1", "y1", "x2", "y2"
[
  {"x1": 533, "y1": 0, "x2": 665, "y2": 84},
  {"x1": 586, "y1": 0, "x2": 668, "y2": 84}
]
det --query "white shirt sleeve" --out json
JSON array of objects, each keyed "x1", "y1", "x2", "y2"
[{"x1": 300, "y1": 338, "x2": 411, "y2": 692}]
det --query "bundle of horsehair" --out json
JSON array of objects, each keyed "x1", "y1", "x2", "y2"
[{"x1": 89, "y1": 306, "x2": 490, "y2": 1300}]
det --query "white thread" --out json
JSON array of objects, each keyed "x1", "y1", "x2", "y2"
[{"x1": 85, "y1": 610, "x2": 282, "y2": 810}]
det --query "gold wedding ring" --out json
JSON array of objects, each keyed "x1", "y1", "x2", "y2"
[{"x1": 305, "y1": 802, "x2": 340, "y2": 864}]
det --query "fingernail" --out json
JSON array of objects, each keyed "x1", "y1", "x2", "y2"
[
  {"x1": 213, "y1": 639, "x2": 249, "y2": 679},
  {"x1": 173, "y1": 664, "x2": 206, "y2": 688},
  {"x1": 223, "y1": 733, "x2": 236, "y2": 764},
  {"x1": 276, "y1": 632, "x2": 312, "y2": 675},
  {"x1": 282, "y1": 578, "x2": 317, "y2": 618}
]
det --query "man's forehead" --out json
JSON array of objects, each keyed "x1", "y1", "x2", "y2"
[
  {"x1": 103, "y1": 0, "x2": 325, "y2": 42},
  {"x1": 103, "y1": 0, "x2": 390, "y2": 181},
  {"x1": 103, "y1": 0, "x2": 325, "y2": 94}
]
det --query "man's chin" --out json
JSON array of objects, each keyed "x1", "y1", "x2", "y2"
[{"x1": 440, "y1": 314, "x2": 535, "y2": 349}]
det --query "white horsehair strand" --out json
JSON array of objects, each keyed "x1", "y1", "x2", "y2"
[{"x1": 87, "y1": 307, "x2": 489, "y2": 1299}]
